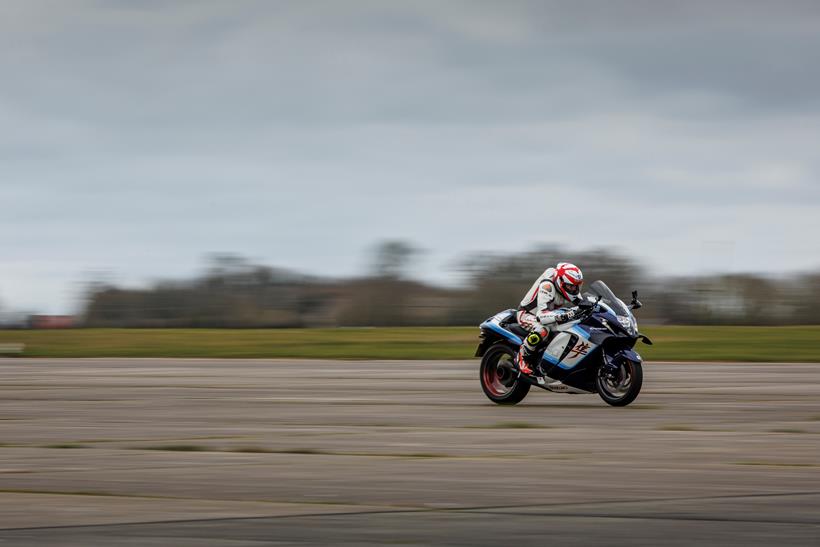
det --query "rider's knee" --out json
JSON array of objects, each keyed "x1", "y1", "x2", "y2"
[{"x1": 525, "y1": 328, "x2": 549, "y2": 348}]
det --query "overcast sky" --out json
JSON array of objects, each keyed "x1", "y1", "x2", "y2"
[{"x1": 2, "y1": 0, "x2": 820, "y2": 313}]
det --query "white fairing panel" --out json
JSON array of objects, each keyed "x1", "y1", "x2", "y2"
[
  {"x1": 544, "y1": 332, "x2": 573, "y2": 362},
  {"x1": 544, "y1": 323, "x2": 599, "y2": 369}
]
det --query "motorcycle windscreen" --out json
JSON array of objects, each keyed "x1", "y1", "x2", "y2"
[{"x1": 587, "y1": 281, "x2": 630, "y2": 317}]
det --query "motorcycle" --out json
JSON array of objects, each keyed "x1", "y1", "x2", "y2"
[{"x1": 475, "y1": 280, "x2": 652, "y2": 407}]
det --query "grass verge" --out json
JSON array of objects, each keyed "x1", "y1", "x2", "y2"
[{"x1": 0, "y1": 325, "x2": 818, "y2": 362}]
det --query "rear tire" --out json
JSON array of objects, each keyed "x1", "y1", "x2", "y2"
[
  {"x1": 596, "y1": 360, "x2": 643, "y2": 407},
  {"x1": 480, "y1": 344, "x2": 530, "y2": 405}
]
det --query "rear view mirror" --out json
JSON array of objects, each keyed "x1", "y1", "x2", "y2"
[{"x1": 630, "y1": 290, "x2": 642, "y2": 310}]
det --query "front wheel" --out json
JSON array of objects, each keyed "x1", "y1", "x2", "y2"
[
  {"x1": 596, "y1": 359, "x2": 643, "y2": 407},
  {"x1": 480, "y1": 344, "x2": 530, "y2": 405}
]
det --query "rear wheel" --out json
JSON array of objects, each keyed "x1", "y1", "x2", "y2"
[
  {"x1": 596, "y1": 359, "x2": 643, "y2": 407},
  {"x1": 480, "y1": 344, "x2": 530, "y2": 405}
]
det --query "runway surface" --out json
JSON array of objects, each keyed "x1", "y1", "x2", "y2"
[{"x1": 0, "y1": 358, "x2": 818, "y2": 545}]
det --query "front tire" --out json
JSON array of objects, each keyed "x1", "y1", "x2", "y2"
[
  {"x1": 480, "y1": 344, "x2": 530, "y2": 405},
  {"x1": 596, "y1": 359, "x2": 643, "y2": 407}
]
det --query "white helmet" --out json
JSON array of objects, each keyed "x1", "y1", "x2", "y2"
[{"x1": 553, "y1": 262, "x2": 584, "y2": 302}]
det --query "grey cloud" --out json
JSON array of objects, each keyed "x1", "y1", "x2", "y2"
[{"x1": 5, "y1": 0, "x2": 820, "y2": 132}]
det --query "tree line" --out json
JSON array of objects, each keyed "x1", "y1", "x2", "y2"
[{"x1": 81, "y1": 243, "x2": 820, "y2": 328}]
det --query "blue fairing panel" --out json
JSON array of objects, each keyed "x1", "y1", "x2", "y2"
[
  {"x1": 481, "y1": 321, "x2": 523, "y2": 346},
  {"x1": 542, "y1": 351, "x2": 561, "y2": 366}
]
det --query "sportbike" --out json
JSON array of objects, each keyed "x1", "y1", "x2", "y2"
[{"x1": 476, "y1": 281, "x2": 652, "y2": 407}]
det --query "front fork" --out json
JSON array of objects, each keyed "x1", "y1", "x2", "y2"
[{"x1": 601, "y1": 350, "x2": 641, "y2": 381}]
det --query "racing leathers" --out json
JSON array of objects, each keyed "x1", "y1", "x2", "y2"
[{"x1": 514, "y1": 267, "x2": 583, "y2": 375}]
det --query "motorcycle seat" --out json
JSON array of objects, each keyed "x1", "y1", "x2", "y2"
[
  {"x1": 500, "y1": 315, "x2": 529, "y2": 339},
  {"x1": 507, "y1": 324, "x2": 529, "y2": 339},
  {"x1": 501, "y1": 312, "x2": 554, "y2": 344}
]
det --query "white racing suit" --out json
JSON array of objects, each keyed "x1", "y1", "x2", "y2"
[{"x1": 515, "y1": 268, "x2": 580, "y2": 374}]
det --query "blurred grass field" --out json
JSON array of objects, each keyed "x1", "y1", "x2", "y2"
[{"x1": 0, "y1": 326, "x2": 818, "y2": 361}]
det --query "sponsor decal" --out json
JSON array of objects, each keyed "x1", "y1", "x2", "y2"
[{"x1": 567, "y1": 342, "x2": 590, "y2": 359}]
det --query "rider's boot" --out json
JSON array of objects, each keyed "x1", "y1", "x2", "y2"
[{"x1": 515, "y1": 350, "x2": 534, "y2": 375}]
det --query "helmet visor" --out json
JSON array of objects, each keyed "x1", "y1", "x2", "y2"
[{"x1": 563, "y1": 282, "x2": 581, "y2": 296}]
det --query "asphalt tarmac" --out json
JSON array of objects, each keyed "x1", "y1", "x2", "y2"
[{"x1": 0, "y1": 358, "x2": 818, "y2": 545}]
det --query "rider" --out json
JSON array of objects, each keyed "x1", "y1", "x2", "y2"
[{"x1": 514, "y1": 262, "x2": 588, "y2": 375}]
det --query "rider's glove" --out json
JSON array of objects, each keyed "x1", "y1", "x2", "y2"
[
  {"x1": 577, "y1": 299, "x2": 595, "y2": 312},
  {"x1": 556, "y1": 309, "x2": 578, "y2": 324}
]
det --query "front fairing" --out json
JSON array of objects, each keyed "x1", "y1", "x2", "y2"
[
  {"x1": 586, "y1": 309, "x2": 631, "y2": 335},
  {"x1": 582, "y1": 280, "x2": 639, "y2": 338},
  {"x1": 579, "y1": 309, "x2": 637, "y2": 347}
]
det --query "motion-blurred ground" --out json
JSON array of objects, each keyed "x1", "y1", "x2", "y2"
[{"x1": 0, "y1": 358, "x2": 818, "y2": 545}]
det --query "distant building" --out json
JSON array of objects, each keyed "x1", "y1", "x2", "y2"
[{"x1": 28, "y1": 315, "x2": 77, "y2": 329}]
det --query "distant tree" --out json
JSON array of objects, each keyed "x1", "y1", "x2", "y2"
[
  {"x1": 791, "y1": 273, "x2": 820, "y2": 324},
  {"x1": 371, "y1": 241, "x2": 420, "y2": 280}
]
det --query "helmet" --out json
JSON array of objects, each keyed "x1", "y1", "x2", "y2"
[{"x1": 553, "y1": 262, "x2": 584, "y2": 302}]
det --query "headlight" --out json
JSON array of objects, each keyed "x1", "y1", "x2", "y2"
[{"x1": 618, "y1": 315, "x2": 638, "y2": 336}]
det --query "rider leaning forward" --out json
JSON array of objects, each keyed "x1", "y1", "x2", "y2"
[{"x1": 515, "y1": 262, "x2": 592, "y2": 375}]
